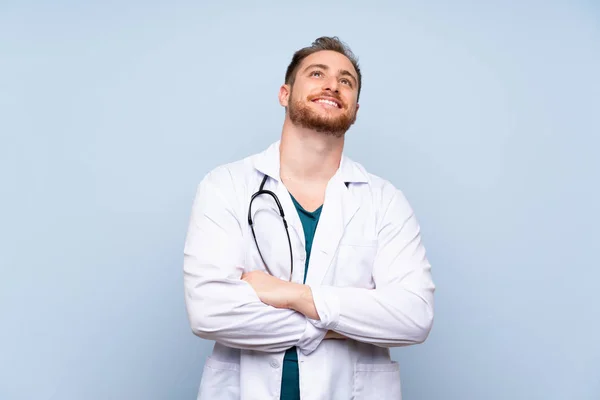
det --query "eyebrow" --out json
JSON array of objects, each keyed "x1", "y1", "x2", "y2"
[{"x1": 302, "y1": 63, "x2": 358, "y2": 86}]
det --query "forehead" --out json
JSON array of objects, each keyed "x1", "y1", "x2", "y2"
[{"x1": 297, "y1": 50, "x2": 357, "y2": 76}]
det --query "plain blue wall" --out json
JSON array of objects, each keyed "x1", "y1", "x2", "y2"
[{"x1": 1, "y1": 1, "x2": 599, "y2": 399}]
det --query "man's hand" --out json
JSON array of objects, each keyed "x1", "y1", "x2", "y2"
[
  {"x1": 324, "y1": 330, "x2": 347, "y2": 340},
  {"x1": 241, "y1": 271, "x2": 319, "y2": 320},
  {"x1": 241, "y1": 270, "x2": 298, "y2": 309}
]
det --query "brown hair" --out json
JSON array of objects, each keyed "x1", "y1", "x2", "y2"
[{"x1": 284, "y1": 36, "x2": 362, "y2": 102}]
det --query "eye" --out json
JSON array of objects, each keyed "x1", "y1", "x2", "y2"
[
  {"x1": 340, "y1": 78, "x2": 351, "y2": 86},
  {"x1": 311, "y1": 71, "x2": 323, "y2": 77}
]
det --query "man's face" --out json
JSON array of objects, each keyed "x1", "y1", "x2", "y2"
[{"x1": 281, "y1": 50, "x2": 360, "y2": 138}]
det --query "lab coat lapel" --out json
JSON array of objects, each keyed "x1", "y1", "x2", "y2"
[
  {"x1": 252, "y1": 141, "x2": 305, "y2": 282},
  {"x1": 307, "y1": 174, "x2": 360, "y2": 285},
  {"x1": 252, "y1": 141, "x2": 367, "y2": 285},
  {"x1": 273, "y1": 178, "x2": 306, "y2": 282}
]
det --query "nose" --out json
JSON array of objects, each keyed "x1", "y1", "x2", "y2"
[{"x1": 322, "y1": 76, "x2": 339, "y2": 93}]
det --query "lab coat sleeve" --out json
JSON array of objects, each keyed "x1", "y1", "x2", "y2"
[
  {"x1": 308, "y1": 189, "x2": 435, "y2": 347},
  {"x1": 184, "y1": 170, "x2": 327, "y2": 354}
]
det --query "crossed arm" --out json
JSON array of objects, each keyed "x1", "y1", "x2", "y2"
[
  {"x1": 184, "y1": 171, "x2": 434, "y2": 355},
  {"x1": 240, "y1": 272, "x2": 345, "y2": 339}
]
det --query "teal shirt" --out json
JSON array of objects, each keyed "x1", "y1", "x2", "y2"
[{"x1": 280, "y1": 195, "x2": 323, "y2": 400}]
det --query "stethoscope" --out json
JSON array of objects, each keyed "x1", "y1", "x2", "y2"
[{"x1": 247, "y1": 175, "x2": 294, "y2": 280}]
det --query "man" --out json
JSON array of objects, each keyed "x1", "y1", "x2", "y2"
[{"x1": 183, "y1": 36, "x2": 435, "y2": 400}]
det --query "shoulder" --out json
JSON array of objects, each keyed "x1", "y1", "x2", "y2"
[
  {"x1": 346, "y1": 157, "x2": 407, "y2": 201},
  {"x1": 190, "y1": 155, "x2": 257, "y2": 223},
  {"x1": 347, "y1": 157, "x2": 414, "y2": 219},
  {"x1": 199, "y1": 154, "x2": 258, "y2": 194}
]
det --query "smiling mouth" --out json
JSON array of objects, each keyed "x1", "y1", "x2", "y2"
[{"x1": 312, "y1": 98, "x2": 342, "y2": 109}]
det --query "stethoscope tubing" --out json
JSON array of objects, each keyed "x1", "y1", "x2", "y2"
[{"x1": 247, "y1": 175, "x2": 294, "y2": 281}]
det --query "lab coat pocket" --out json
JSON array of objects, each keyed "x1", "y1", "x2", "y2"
[
  {"x1": 332, "y1": 239, "x2": 378, "y2": 287},
  {"x1": 352, "y1": 362, "x2": 402, "y2": 400},
  {"x1": 197, "y1": 357, "x2": 240, "y2": 400}
]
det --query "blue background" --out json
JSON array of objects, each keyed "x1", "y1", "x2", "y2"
[{"x1": 1, "y1": 1, "x2": 599, "y2": 399}]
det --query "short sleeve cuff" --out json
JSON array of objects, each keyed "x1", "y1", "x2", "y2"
[{"x1": 307, "y1": 285, "x2": 341, "y2": 330}]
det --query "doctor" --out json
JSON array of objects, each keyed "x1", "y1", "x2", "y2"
[{"x1": 183, "y1": 36, "x2": 435, "y2": 400}]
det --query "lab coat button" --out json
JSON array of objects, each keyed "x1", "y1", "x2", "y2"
[{"x1": 270, "y1": 360, "x2": 280, "y2": 369}]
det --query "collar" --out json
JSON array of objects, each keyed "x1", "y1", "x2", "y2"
[{"x1": 252, "y1": 140, "x2": 370, "y2": 185}]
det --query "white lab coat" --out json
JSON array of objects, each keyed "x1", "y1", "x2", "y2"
[{"x1": 183, "y1": 141, "x2": 435, "y2": 400}]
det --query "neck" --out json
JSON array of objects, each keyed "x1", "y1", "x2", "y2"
[{"x1": 279, "y1": 116, "x2": 344, "y2": 184}]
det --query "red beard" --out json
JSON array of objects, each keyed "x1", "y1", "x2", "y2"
[{"x1": 288, "y1": 91, "x2": 356, "y2": 138}]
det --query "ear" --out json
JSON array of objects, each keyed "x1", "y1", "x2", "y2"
[{"x1": 279, "y1": 84, "x2": 291, "y2": 107}]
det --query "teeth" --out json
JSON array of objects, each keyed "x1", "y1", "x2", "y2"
[{"x1": 315, "y1": 99, "x2": 339, "y2": 108}]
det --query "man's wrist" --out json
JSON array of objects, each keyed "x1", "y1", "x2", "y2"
[
  {"x1": 287, "y1": 282, "x2": 310, "y2": 310},
  {"x1": 288, "y1": 283, "x2": 319, "y2": 320}
]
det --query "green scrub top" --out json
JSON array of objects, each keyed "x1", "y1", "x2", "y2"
[{"x1": 280, "y1": 194, "x2": 323, "y2": 400}]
